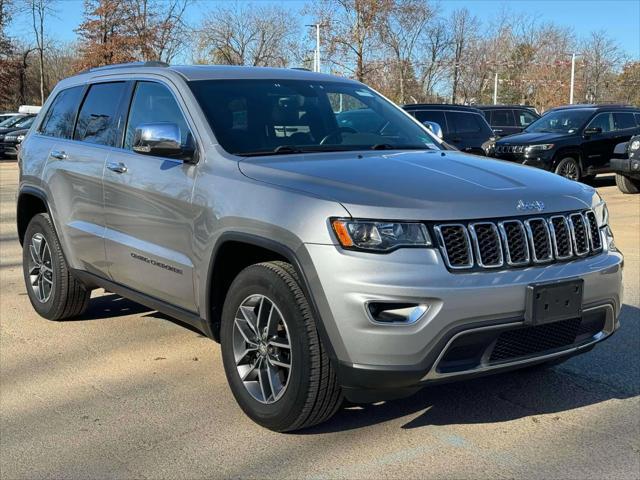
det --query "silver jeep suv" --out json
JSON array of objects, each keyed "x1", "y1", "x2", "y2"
[{"x1": 17, "y1": 63, "x2": 623, "y2": 431}]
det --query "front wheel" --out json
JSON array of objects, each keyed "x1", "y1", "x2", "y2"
[
  {"x1": 22, "y1": 213, "x2": 91, "y2": 320},
  {"x1": 220, "y1": 261, "x2": 342, "y2": 432},
  {"x1": 615, "y1": 173, "x2": 640, "y2": 194},
  {"x1": 554, "y1": 157, "x2": 581, "y2": 181}
]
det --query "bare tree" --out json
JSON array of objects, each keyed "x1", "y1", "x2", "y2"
[
  {"x1": 379, "y1": 0, "x2": 434, "y2": 103},
  {"x1": 312, "y1": 0, "x2": 389, "y2": 82},
  {"x1": 581, "y1": 31, "x2": 625, "y2": 102},
  {"x1": 26, "y1": 0, "x2": 55, "y2": 105},
  {"x1": 196, "y1": 2, "x2": 298, "y2": 67},
  {"x1": 416, "y1": 19, "x2": 450, "y2": 101},
  {"x1": 449, "y1": 8, "x2": 479, "y2": 103}
]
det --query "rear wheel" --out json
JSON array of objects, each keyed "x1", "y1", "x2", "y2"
[
  {"x1": 554, "y1": 157, "x2": 581, "y2": 181},
  {"x1": 615, "y1": 173, "x2": 640, "y2": 194},
  {"x1": 220, "y1": 261, "x2": 342, "y2": 432},
  {"x1": 22, "y1": 213, "x2": 91, "y2": 320}
]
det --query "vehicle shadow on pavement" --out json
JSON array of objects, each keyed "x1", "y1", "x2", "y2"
[{"x1": 301, "y1": 303, "x2": 639, "y2": 434}]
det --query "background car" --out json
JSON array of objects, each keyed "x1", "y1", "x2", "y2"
[
  {"x1": 0, "y1": 127, "x2": 29, "y2": 158},
  {"x1": 0, "y1": 115, "x2": 35, "y2": 159},
  {"x1": 611, "y1": 134, "x2": 640, "y2": 194},
  {"x1": 476, "y1": 105, "x2": 540, "y2": 137},
  {"x1": 402, "y1": 104, "x2": 494, "y2": 155},
  {"x1": 493, "y1": 104, "x2": 640, "y2": 182}
]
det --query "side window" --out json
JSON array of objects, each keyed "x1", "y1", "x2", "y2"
[
  {"x1": 517, "y1": 110, "x2": 537, "y2": 127},
  {"x1": 587, "y1": 113, "x2": 614, "y2": 133},
  {"x1": 74, "y1": 82, "x2": 127, "y2": 146},
  {"x1": 489, "y1": 109, "x2": 514, "y2": 127},
  {"x1": 448, "y1": 112, "x2": 482, "y2": 134},
  {"x1": 39, "y1": 86, "x2": 84, "y2": 139},
  {"x1": 635, "y1": 113, "x2": 640, "y2": 126},
  {"x1": 125, "y1": 81, "x2": 191, "y2": 149},
  {"x1": 613, "y1": 112, "x2": 636, "y2": 131},
  {"x1": 413, "y1": 111, "x2": 447, "y2": 132}
]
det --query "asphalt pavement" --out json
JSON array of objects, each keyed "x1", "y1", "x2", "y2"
[{"x1": 1, "y1": 161, "x2": 638, "y2": 479}]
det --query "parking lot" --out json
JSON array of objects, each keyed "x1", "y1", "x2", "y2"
[{"x1": 0, "y1": 160, "x2": 638, "y2": 479}]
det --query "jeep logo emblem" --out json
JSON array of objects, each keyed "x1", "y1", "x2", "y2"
[{"x1": 516, "y1": 200, "x2": 545, "y2": 212}]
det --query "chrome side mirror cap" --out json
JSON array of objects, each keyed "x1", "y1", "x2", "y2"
[
  {"x1": 422, "y1": 120, "x2": 443, "y2": 139},
  {"x1": 132, "y1": 122, "x2": 195, "y2": 162}
]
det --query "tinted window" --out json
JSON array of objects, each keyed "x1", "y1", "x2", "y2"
[
  {"x1": 613, "y1": 112, "x2": 636, "y2": 130},
  {"x1": 635, "y1": 113, "x2": 640, "y2": 126},
  {"x1": 489, "y1": 109, "x2": 514, "y2": 126},
  {"x1": 412, "y1": 110, "x2": 447, "y2": 132},
  {"x1": 189, "y1": 79, "x2": 440, "y2": 156},
  {"x1": 448, "y1": 112, "x2": 484, "y2": 134},
  {"x1": 74, "y1": 82, "x2": 127, "y2": 146},
  {"x1": 587, "y1": 113, "x2": 614, "y2": 133},
  {"x1": 40, "y1": 86, "x2": 84, "y2": 138},
  {"x1": 125, "y1": 82, "x2": 191, "y2": 150},
  {"x1": 517, "y1": 110, "x2": 538, "y2": 127}
]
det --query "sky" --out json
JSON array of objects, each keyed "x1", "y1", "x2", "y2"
[{"x1": 7, "y1": 0, "x2": 640, "y2": 62}]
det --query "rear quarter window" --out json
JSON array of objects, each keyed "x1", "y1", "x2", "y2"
[
  {"x1": 39, "y1": 86, "x2": 84, "y2": 139},
  {"x1": 447, "y1": 111, "x2": 488, "y2": 134}
]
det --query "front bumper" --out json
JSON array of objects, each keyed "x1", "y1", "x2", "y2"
[
  {"x1": 0, "y1": 142, "x2": 18, "y2": 157},
  {"x1": 304, "y1": 243, "x2": 623, "y2": 402},
  {"x1": 494, "y1": 150, "x2": 553, "y2": 170},
  {"x1": 611, "y1": 157, "x2": 640, "y2": 179}
]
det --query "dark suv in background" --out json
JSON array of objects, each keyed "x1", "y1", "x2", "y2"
[
  {"x1": 477, "y1": 105, "x2": 540, "y2": 137},
  {"x1": 403, "y1": 104, "x2": 494, "y2": 155},
  {"x1": 493, "y1": 104, "x2": 640, "y2": 182}
]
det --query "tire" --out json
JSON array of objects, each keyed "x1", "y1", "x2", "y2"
[
  {"x1": 554, "y1": 157, "x2": 581, "y2": 181},
  {"x1": 22, "y1": 213, "x2": 91, "y2": 320},
  {"x1": 220, "y1": 261, "x2": 342, "y2": 432},
  {"x1": 615, "y1": 173, "x2": 640, "y2": 194}
]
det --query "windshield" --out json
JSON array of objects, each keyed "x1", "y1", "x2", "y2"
[
  {"x1": 525, "y1": 109, "x2": 594, "y2": 134},
  {"x1": 13, "y1": 116, "x2": 34, "y2": 129},
  {"x1": 0, "y1": 115, "x2": 25, "y2": 128},
  {"x1": 189, "y1": 79, "x2": 441, "y2": 156}
]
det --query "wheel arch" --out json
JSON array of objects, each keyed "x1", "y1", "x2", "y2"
[
  {"x1": 552, "y1": 147, "x2": 584, "y2": 171},
  {"x1": 17, "y1": 187, "x2": 50, "y2": 246},
  {"x1": 204, "y1": 233, "x2": 338, "y2": 362}
]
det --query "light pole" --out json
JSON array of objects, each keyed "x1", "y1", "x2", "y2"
[
  {"x1": 305, "y1": 24, "x2": 321, "y2": 72},
  {"x1": 568, "y1": 53, "x2": 582, "y2": 104}
]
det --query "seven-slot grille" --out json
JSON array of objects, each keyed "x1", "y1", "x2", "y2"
[{"x1": 435, "y1": 210, "x2": 602, "y2": 270}]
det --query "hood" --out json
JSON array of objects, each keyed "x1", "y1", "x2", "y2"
[
  {"x1": 496, "y1": 131, "x2": 573, "y2": 145},
  {"x1": 239, "y1": 150, "x2": 596, "y2": 220},
  {"x1": 0, "y1": 126, "x2": 26, "y2": 135}
]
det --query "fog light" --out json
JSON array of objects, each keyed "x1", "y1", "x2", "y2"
[{"x1": 367, "y1": 302, "x2": 429, "y2": 324}]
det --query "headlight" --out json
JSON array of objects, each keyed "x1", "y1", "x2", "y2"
[
  {"x1": 524, "y1": 144, "x2": 554, "y2": 153},
  {"x1": 16, "y1": 134, "x2": 25, "y2": 143},
  {"x1": 592, "y1": 194, "x2": 609, "y2": 227},
  {"x1": 331, "y1": 219, "x2": 432, "y2": 252},
  {"x1": 629, "y1": 140, "x2": 640, "y2": 151}
]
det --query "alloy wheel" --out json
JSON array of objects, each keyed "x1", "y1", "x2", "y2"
[
  {"x1": 558, "y1": 160, "x2": 579, "y2": 181},
  {"x1": 232, "y1": 294, "x2": 292, "y2": 404},
  {"x1": 27, "y1": 233, "x2": 53, "y2": 303}
]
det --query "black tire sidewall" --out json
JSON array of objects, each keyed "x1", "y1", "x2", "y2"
[
  {"x1": 220, "y1": 264, "x2": 313, "y2": 430},
  {"x1": 22, "y1": 214, "x2": 66, "y2": 319}
]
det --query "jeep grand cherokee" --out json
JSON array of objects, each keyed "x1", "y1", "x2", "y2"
[{"x1": 17, "y1": 63, "x2": 622, "y2": 431}]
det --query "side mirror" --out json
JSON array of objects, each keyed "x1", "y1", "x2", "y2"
[
  {"x1": 422, "y1": 120, "x2": 443, "y2": 139},
  {"x1": 583, "y1": 126, "x2": 602, "y2": 136},
  {"x1": 132, "y1": 122, "x2": 195, "y2": 162}
]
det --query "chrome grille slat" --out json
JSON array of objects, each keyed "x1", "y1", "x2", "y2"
[
  {"x1": 548, "y1": 215, "x2": 573, "y2": 260},
  {"x1": 584, "y1": 210, "x2": 602, "y2": 252},
  {"x1": 434, "y1": 224, "x2": 473, "y2": 269},
  {"x1": 524, "y1": 218, "x2": 553, "y2": 263},
  {"x1": 469, "y1": 223, "x2": 503, "y2": 268},
  {"x1": 498, "y1": 220, "x2": 530, "y2": 266},
  {"x1": 435, "y1": 210, "x2": 601, "y2": 271},
  {"x1": 569, "y1": 213, "x2": 590, "y2": 257}
]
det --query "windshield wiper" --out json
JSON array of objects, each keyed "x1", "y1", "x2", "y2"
[
  {"x1": 370, "y1": 144, "x2": 433, "y2": 151},
  {"x1": 236, "y1": 145, "x2": 352, "y2": 157}
]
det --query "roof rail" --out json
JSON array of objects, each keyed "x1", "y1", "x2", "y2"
[
  {"x1": 87, "y1": 61, "x2": 169, "y2": 73},
  {"x1": 290, "y1": 67, "x2": 312, "y2": 71}
]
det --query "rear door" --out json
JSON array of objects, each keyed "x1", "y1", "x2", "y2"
[
  {"x1": 446, "y1": 111, "x2": 491, "y2": 154},
  {"x1": 487, "y1": 109, "x2": 516, "y2": 137},
  {"x1": 103, "y1": 80, "x2": 199, "y2": 312},
  {"x1": 39, "y1": 82, "x2": 129, "y2": 275},
  {"x1": 582, "y1": 112, "x2": 618, "y2": 172}
]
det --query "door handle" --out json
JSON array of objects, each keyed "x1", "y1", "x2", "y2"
[
  {"x1": 106, "y1": 162, "x2": 128, "y2": 174},
  {"x1": 49, "y1": 150, "x2": 67, "y2": 160}
]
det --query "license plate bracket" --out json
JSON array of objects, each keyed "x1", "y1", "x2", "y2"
[{"x1": 525, "y1": 279, "x2": 583, "y2": 325}]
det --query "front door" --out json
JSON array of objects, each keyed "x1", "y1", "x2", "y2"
[{"x1": 103, "y1": 80, "x2": 199, "y2": 312}]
